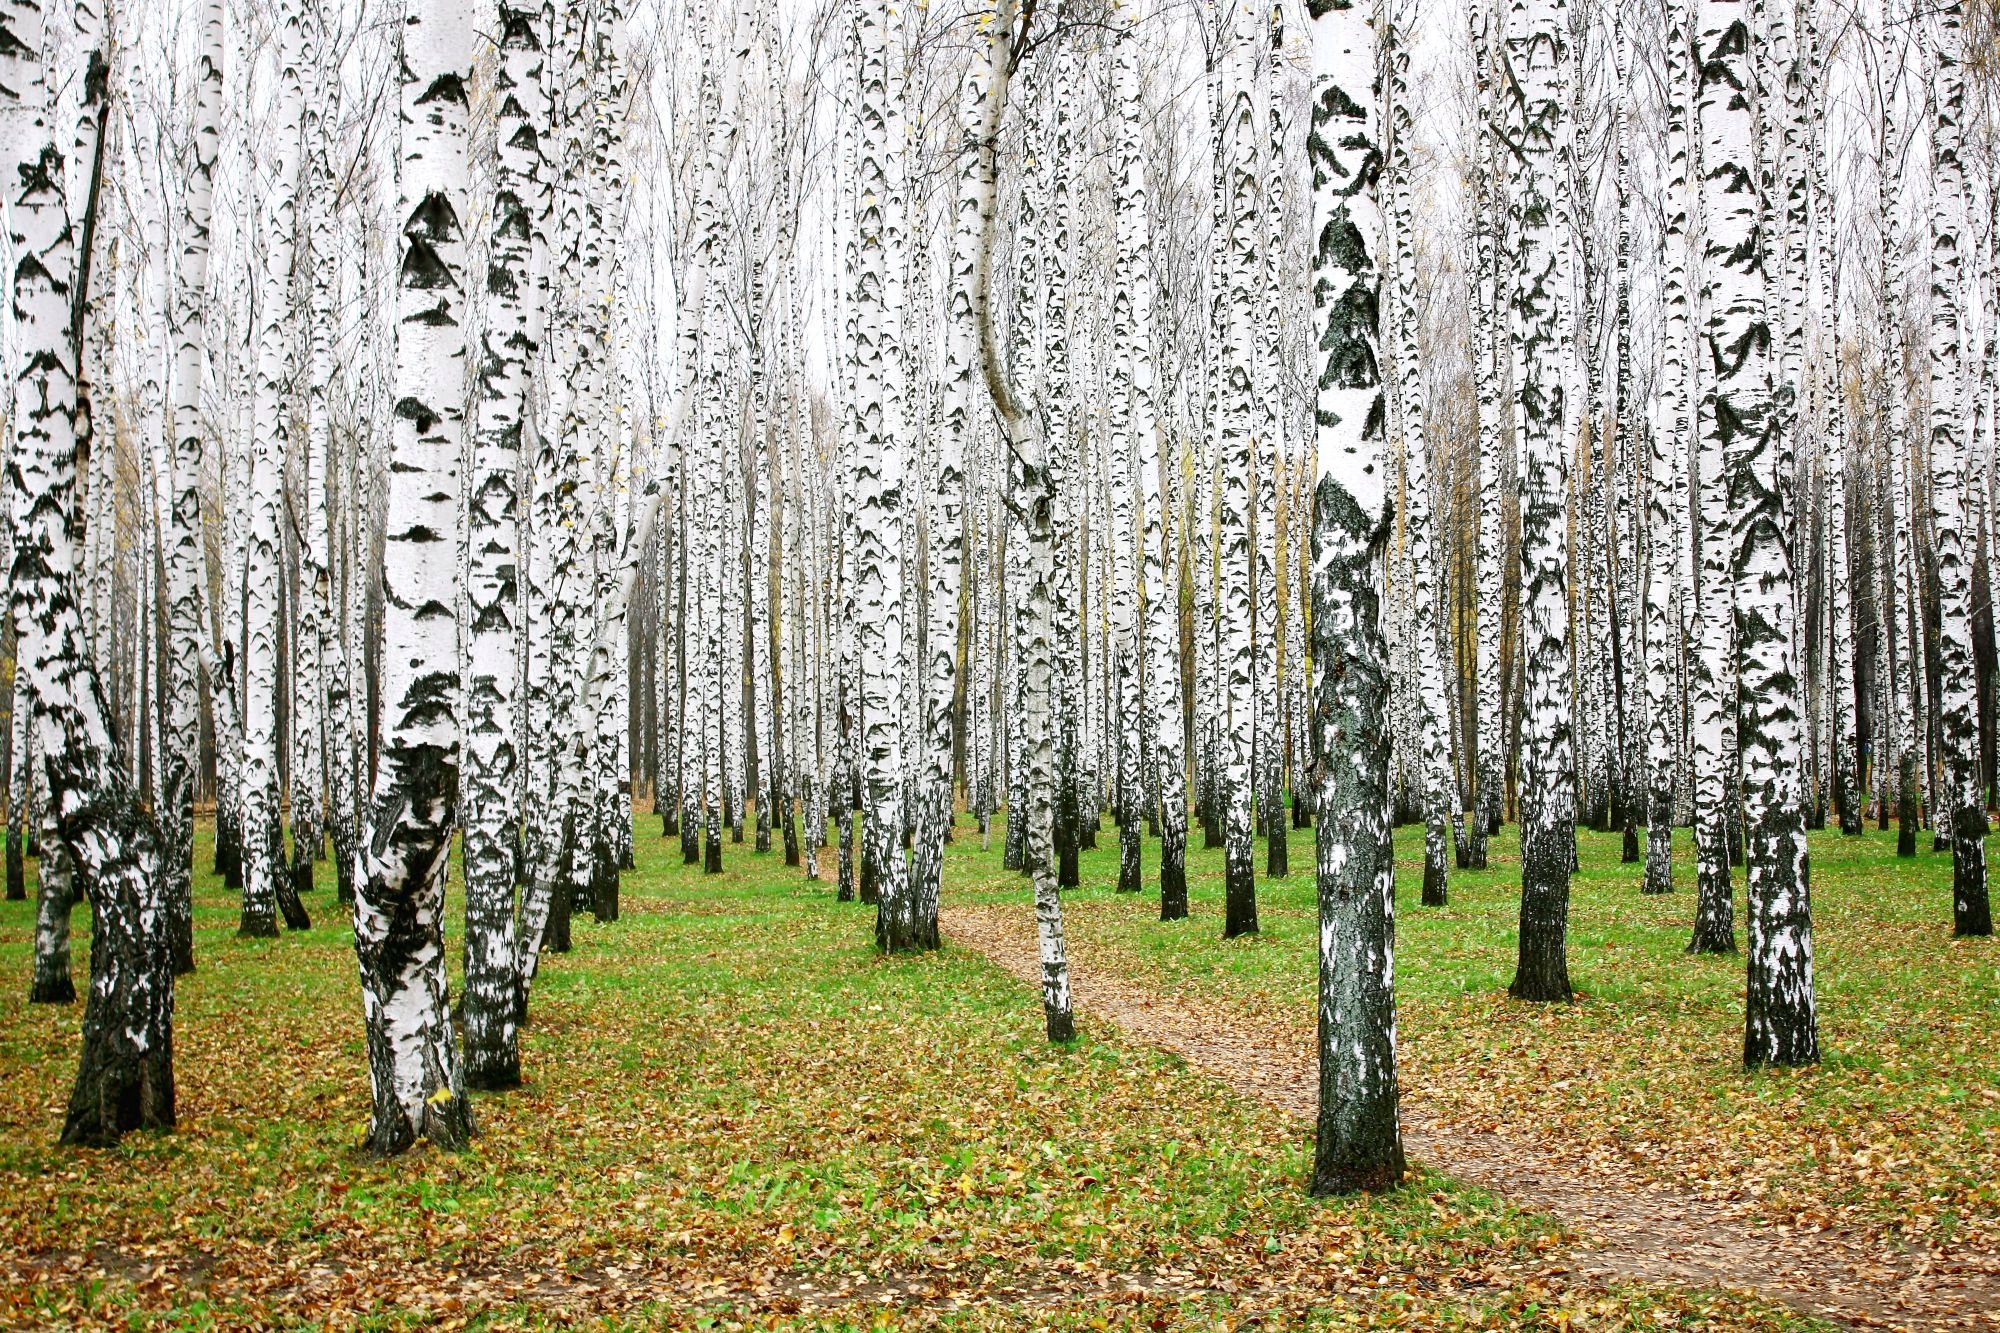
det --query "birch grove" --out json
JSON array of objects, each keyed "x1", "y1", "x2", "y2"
[{"x1": 4, "y1": 0, "x2": 1998, "y2": 1196}]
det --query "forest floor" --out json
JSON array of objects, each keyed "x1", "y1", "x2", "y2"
[
  {"x1": 0, "y1": 814, "x2": 1959, "y2": 1330},
  {"x1": 946, "y1": 819, "x2": 2000, "y2": 1332}
]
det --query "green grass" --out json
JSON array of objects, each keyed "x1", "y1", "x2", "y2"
[
  {"x1": 946, "y1": 812, "x2": 2000, "y2": 1262},
  {"x1": 0, "y1": 817, "x2": 1832, "y2": 1329}
]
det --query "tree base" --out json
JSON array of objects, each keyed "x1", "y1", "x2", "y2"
[
  {"x1": 30, "y1": 973, "x2": 75, "y2": 1004},
  {"x1": 1421, "y1": 857, "x2": 1447, "y2": 907},
  {"x1": 1223, "y1": 846, "x2": 1258, "y2": 938},
  {"x1": 463, "y1": 1059, "x2": 522, "y2": 1093},
  {"x1": 1159, "y1": 854, "x2": 1187, "y2": 921},
  {"x1": 1116, "y1": 825, "x2": 1141, "y2": 893},
  {"x1": 237, "y1": 912, "x2": 280, "y2": 939}
]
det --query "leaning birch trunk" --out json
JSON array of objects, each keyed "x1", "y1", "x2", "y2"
[
  {"x1": 1927, "y1": 0, "x2": 1990, "y2": 937},
  {"x1": 973, "y1": 0, "x2": 1070, "y2": 1042},
  {"x1": 909, "y1": 49, "x2": 984, "y2": 944},
  {"x1": 462, "y1": 0, "x2": 551, "y2": 1091},
  {"x1": 156, "y1": 0, "x2": 223, "y2": 974},
  {"x1": 1505, "y1": 0, "x2": 1574, "y2": 1003},
  {"x1": 241, "y1": 0, "x2": 308, "y2": 939},
  {"x1": 352, "y1": 0, "x2": 477, "y2": 1154},
  {"x1": 1, "y1": 0, "x2": 174, "y2": 1146},
  {"x1": 1305, "y1": 0, "x2": 1403, "y2": 1197},
  {"x1": 1696, "y1": 0, "x2": 1818, "y2": 1065}
]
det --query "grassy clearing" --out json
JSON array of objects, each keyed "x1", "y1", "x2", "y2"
[
  {"x1": 0, "y1": 820, "x2": 1827, "y2": 1329},
  {"x1": 946, "y1": 815, "x2": 2000, "y2": 1267}
]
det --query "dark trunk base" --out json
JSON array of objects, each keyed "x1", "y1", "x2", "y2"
[
  {"x1": 277, "y1": 872, "x2": 312, "y2": 932},
  {"x1": 1159, "y1": 845, "x2": 1187, "y2": 921},
  {"x1": 1510, "y1": 825, "x2": 1572, "y2": 1002},
  {"x1": 783, "y1": 809, "x2": 800, "y2": 867},
  {"x1": 1223, "y1": 844, "x2": 1257, "y2": 938},
  {"x1": 30, "y1": 972, "x2": 74, "y2": 1004},
  {"x1": 214, "y1": 810, "x2": 242, "y2": 888},
  {"x1": 463, "y1": 1052, "x2": 521, "y2": 1092},
  {"x1": 1421, "y1": 855, "x2": 1447, "y2": 907},
  {"x1": 1117, "y1": 823, "x2": 1141, "y2": 892},
  {"x1": 237, "y1": 909, "x2": 279, "y2": 938},
  {"x1": 547, "y1": 885, "x2": 572, "y2": 954},
  {"x1": 1266, "y1": 826, "x2": 1288, "y2": 877},
  {"x1": 5, "y1": 833, "x2": 22, "y2": 901},
  {"x1": 1955, "y1": 838, "x2": 1993, "y2": 936},
  {"x1": 1044, "y1": 1007, "x2": 1075, "y2": 1043},
  {"x1": 593, "y1": 853, "x2": 620, "y2": 922},
  {"x1": 1621, "y1": 820, "x2": 1640, "y2": 863},
  {"x1": 61, "y1": 1046, "x2": 175, "y2": 1147}
]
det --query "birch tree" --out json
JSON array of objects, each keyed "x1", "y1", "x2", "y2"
[
  {"x1": 2, "y1": 0, "x2": 174, "y2": 1147},
  {"x1": 351, "y1": 0, "x2": 477, "y2": 1154},
  {"x1": 1696, "y1": 0, "x2": 1817, "y2": 1065},
  {"x1": 1505, "y1": 0, "x2": 1575, "y2": 1004},
  {"x1": 1306, "y1": 0, "x2": 1404, "y2": 1197}
]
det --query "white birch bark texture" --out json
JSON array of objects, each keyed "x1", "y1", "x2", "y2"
[
  {"x1": 353, "y1": 0, "x2": 477, "y2": 1154},
  {"x1": 1305, "y1": 0, "x2": 1403, "y2": 1198},
  {"x1": 1696, "y1": 0, "x2": 1817, "y2": 1065},
  {"x1": 1120, "y1": 20, "x2": 1188, "y2": 920},
  {"x1": 241, "y1": 0, "x2": 307, "y2": 939},
  {"x1": 973, "y1": 0, "x2": 1072, "y2": 1042},
  {"x1": 1643, "y1": 0, "x2": 1693, "y2": 898},
  {"x1": 463, "y1": 0, "x2": 551, "y2": 1091},
  {"x1": 158, "y1": 0, "x2": 225, "y2": 972},
  {"x1": 1469, "y1": 0, "x2": 1502, "y2": 858},
  {"x1": 1218, "y1": 0, "x2": 1259, "y2": 937},
  {"x1": 1385, "y1": 11, "x2": 1450, "y2": 908},
  {"x1": 1504, "y1": 0, "x2": 1573, "y2": 1003},
  {"x1": 1108, "y1": 21, "x2": 1145, "y2": 899},
  {"x1": 855, "y1": 0, "x2": 913, "y2": 950},
  {"x1": 1927, "y1": 0, "x2": 1991, "y2": 938},
  {"x1": 1, "y1": 0, "x2": 174, "y2": 1147},
  {"x1": 909, "y1": 39, "x2": 985, "y2": 943}
]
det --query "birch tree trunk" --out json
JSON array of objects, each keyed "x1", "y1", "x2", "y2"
[
  {"x1": 1927, "y1": 0, "x2": 1990, "y2": 936},
  {"x1": 1470, "y1": 0, "x2": 1503, "y2": 859},
  {"x1": 1385, "y1": 11, "x2": 1451, "y2": 908},
  {"x1": 974, "y1": 0, "x2": 1071, "y2": 1041},
  {"x1": 2, "y1": 0, "x2": 174, "y2": 1146},
  {"x1": 1505, "y1": 0, "x2": 1574, "y2": 1003},
  {"x1": 241, "y1": 0, "x2": 308, "y2": 939},
  {"x1": 158, "y1": 0, "x2": 224, "y2": 972},
  {"x1": 1218, "y1": 1, "x2": 1259, "y2": 938},
  {"x1": 1698, "y1": 0, "x2": 1817, "y2": 1065},
  {"x1": 1306, "y1": 0, "x2": 1403, "y2": 1197},
  {"x1": 463, "y1": 0, "x2": 550, "y2": 1090},
  {"x1": 1645, "y1": 0, "x2": 1693, "y2": 897},
  {"x1": 909, "y1": 43, "x2": 983, "y2": 942},
  {"x1": 352, "y1": 0, "x2": 477, "y2": 1154},
  {"x1": 856, "y1": 0, "x2": 914, "y2": 951}
]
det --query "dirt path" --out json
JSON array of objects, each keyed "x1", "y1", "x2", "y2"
[{"x1": 942, "y1": 904, "x2": 2000, "y2": 1331}]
